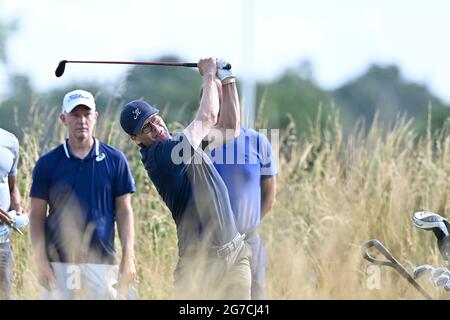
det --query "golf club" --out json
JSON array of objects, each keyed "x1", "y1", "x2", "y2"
[
  {"x1": 362, "y1": 239, "x2": 432, "y2": 299},
  {"x1": 413, "y1": 264, "x2": 450, "y2": 290},
  {"x1": 433, "y1": 272, "x2": 450, "y2": 288},
  {"x1": 413, "y1": 264, "x2": 434, "y2": 279},
  {"x1": 412, "y1": 211, "x2": 450, "y2": 260},
  {"x1": 55, "y1": 60, "x2": 232, "y2": 78}
]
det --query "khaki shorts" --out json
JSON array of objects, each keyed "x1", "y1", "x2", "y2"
[{"x1": 174, "y1": 240, "x2": 252, "y2": 300}]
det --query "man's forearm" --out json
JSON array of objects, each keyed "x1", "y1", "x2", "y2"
[
  {"x1": 261, "y1": 197, "x2": 274, "y2": 219},
  {"x1": 115, "y1": 196, "x2": 137, "y2": 284},
  {"x1": 205, "y1": 82, "x2": 241, "y2": 151},
  {"x1": 10, "y1": 191, "x2": 21, "y2": 212},
  {"x1": 116, "y1": 203, "x2": 135, "y2": 259},
  {"x1": 261, "y1": 177, "x2": 277, "y2": 219},
  {"x1": 184, "y1": 74, "x2": 220, "y2": 149},
  {"x1": 30, "y1": 198, "x2": 51, "y2": 262},
  {"x1": 196, "y1": 75, "x2": 220, "y2": 126},
  {"x1": 30, "y1": 213, "x2": 49, "y2": 262},
  {"x1": 8, "y1": 176, "x2": 21, "y2": 211},
  {"x1": 217, "y1": 82, "x2": 240, "y2": 136}
]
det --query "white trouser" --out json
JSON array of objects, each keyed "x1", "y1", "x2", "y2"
[{"x1": 40, "y1": 262, "x2": 118, "y2": 300}]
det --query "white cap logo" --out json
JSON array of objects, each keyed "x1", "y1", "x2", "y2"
[
  {"x1": 62, "y1": 89, "x2": 96, "y2": 113},
  {"x1": 132, "y1": 108, "x2": 141, "y2": 120}
]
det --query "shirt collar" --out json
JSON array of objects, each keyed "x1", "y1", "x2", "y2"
[{"x1": 63, "y1": 137, "x2": 100, "y2": 159}]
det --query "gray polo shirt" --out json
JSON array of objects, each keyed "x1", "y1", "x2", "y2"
[{"x1": 0, "y1": 128, "x2": 19, "y2": 211}]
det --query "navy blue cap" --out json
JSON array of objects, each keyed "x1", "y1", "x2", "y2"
[{"x1": 120, "y1": 100, "x2": 159, "y2": 135}]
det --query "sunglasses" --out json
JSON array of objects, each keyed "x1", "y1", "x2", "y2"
[{"x1": 141, "y1": 115, "x2": 160, "y2": 134}]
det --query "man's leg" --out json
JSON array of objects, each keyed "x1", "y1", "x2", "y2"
[
  {"x1": 0, "y1": 243, "x2": 13, "y2": 300},
  {"x1": 173, "y1": 258, "x2": 190, "y2": 299},
  {"x1": 247, "y1": 234, "x2": 267, "y2": 300},
  {"x1": 222, "y1": 241, "x2": 252, "y2": 300},
  {"x1": 40, "y1": 262, "x2": 78, "y2": 300},
  {"x1": 81, "y1": 263, "x2": 118, "y2": 300},
  {"x1": 174, "y1": 255, "x2": 209, "y2": 299}
]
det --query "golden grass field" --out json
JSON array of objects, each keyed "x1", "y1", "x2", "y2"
[{"x1": 8, "y1": 102, "x2": 450, "y2": 299}]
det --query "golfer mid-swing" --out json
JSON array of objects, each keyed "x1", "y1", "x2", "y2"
[{"x1": 120, "y1": 57, "x2": 251, "y2": 299}]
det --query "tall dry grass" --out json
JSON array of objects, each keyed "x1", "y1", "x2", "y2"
[
  {"x1": 264, "y1": 109, "x2": 450, "y2": 300},
  {"x1": 8, "y1": 101, "x2": 450, "y2": 299}
]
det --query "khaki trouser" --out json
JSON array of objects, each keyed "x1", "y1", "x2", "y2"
[
  {"x1": 0, "y1": 242, "x2": 13, "y2": 300},
  {"x1": 174, "y1": 238, "x2": 252, "y2": 300},
  {"x1": 40, "y1": 263, "x2": 119, "y2": 300}
]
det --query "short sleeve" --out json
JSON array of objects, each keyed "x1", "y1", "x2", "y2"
[
  {"x1": 113, "y1": 151, "x2": 137, "y2": 197},
  {"x1": 29, "y1": 157, "x2": 50, "y2": 200},
  {"x1": 8, "y1": 135, "x2": 19, "y2": 176},
  {"x1": 259, "y1": 133, "x2": 277, "y2": 178}
]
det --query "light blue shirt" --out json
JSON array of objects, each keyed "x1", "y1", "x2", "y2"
[
  {"x1": 0, "y1": 128, "x2": 21, "y2": 243},
  {"x1": 0, "y1": 128, "x2": 19, "y2": 212},
  {"x1": 210, "y1": 128, "x2": 277, "y2": 234}
]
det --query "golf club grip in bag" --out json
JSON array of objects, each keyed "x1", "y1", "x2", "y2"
[{"x1": 362, "y1": 239, "x2": 432, "y2": 300}]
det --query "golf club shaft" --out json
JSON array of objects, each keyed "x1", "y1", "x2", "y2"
[
  {"x1": 55, "y1": 59, "x2": 232, "y2": 77},
  {"x1": 64, "y1": 60, "x2": 230, "y2": 69},
  {"x1": 362, "y1": 239, "x2": 433, "y2": 299}
]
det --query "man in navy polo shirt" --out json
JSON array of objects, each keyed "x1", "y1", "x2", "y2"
[
  {"x1": 30, "y1": 89, "x2": 137, "y2": 299},
  {"x1": 210, "y1": 128, "x2": 277, "y2": 299},
  {"x1": 120, "y1": 57, "x2": 251, "y2": 299}
]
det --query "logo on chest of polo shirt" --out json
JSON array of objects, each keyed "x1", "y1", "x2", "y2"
[
  {"x1": 132, "y1": 108, "x2": 141, "y2": 120},
  {"x1": 96, "y1": 153, "x2": 106, "y2": 162}
]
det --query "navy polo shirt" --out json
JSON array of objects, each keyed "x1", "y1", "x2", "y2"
[
  {"x1": 140, "y1": 133, "x2": 238, "y2": 257},
  {"x1": 30, "y1": 138, "x2": 136, "y2": 264}
]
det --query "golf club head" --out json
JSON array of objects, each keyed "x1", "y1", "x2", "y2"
[
  {"x1": 413, "y1": 211, "x2": 450, "y2": 239},
  {"x1": 413, "y1": 264, "x2": 434, "y2": 279},
  {"x1": 432, "y1": 272, "x2": 450, "y2": 288},
  {"x1": 55, "y1": 60, "x2": 67, "y2": 77},
  {"x1": 413, "y1": 211, "x2": 450, "y2": 260},
  {"x1": 431, "y1": 266, "x2": 450, "y2": 291}
]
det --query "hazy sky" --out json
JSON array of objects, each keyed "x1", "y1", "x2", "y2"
[{"x1": 1, "y1": 0, "x2": 450, "y2": 102}]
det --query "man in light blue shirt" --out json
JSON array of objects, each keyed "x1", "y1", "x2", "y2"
[
  {"x1": 0, "y1": 128, "x2": 28, "y2": 300},
  {"x1": 210, "y1": 128, "x2": 277, "y2": 299}
]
